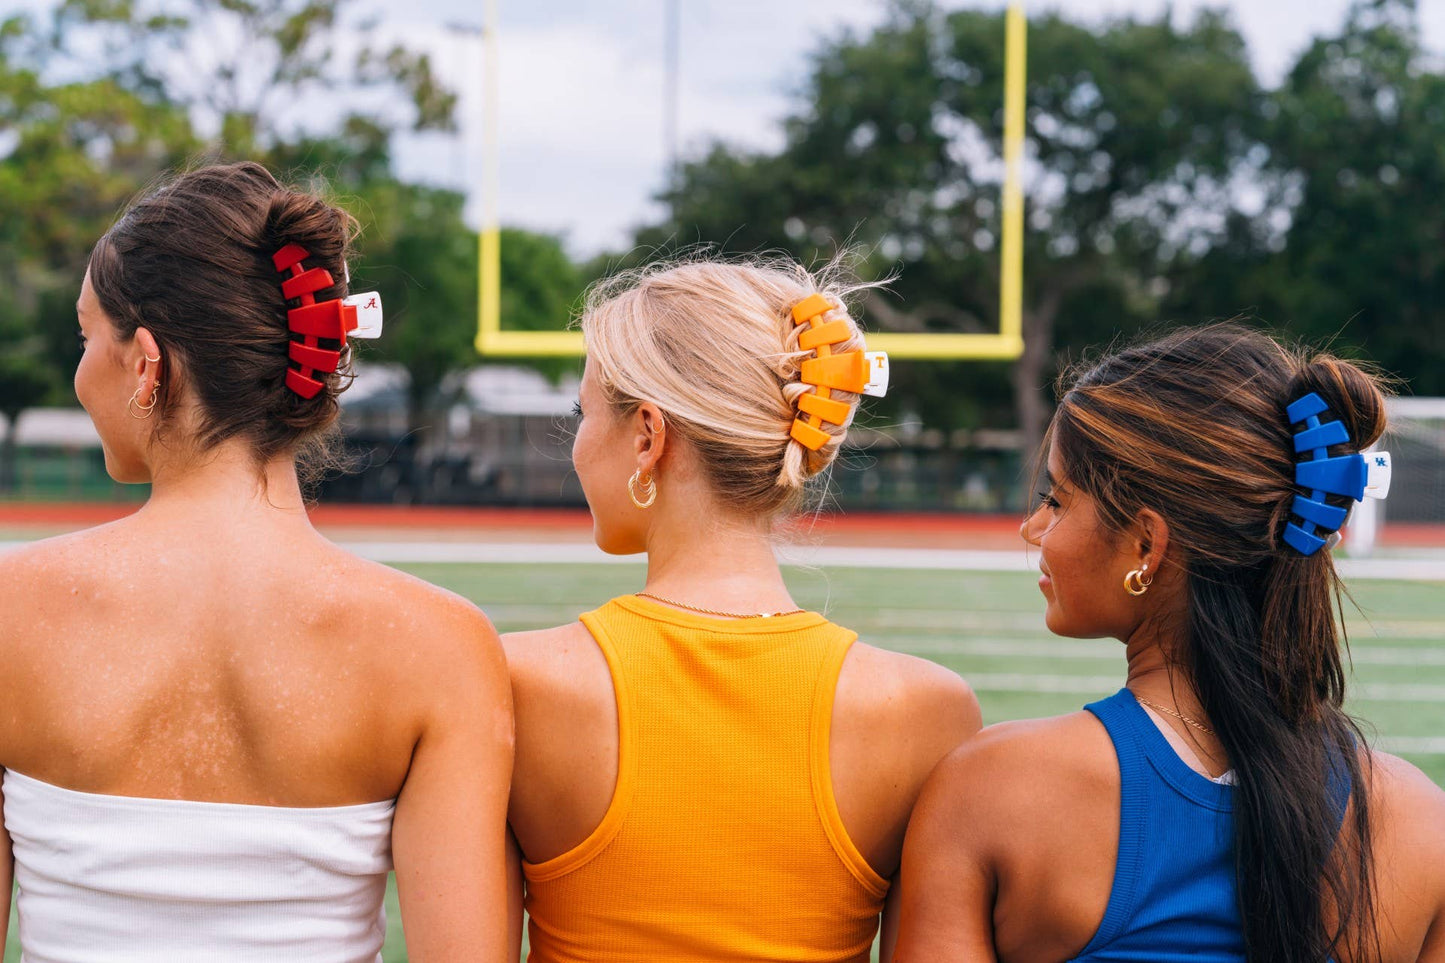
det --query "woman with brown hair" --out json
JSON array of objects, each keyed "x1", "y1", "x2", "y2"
[
  {"x1": 895, "y1": 324, "x2": 1445, "y2": 962},
  {"x1": 0, "y1": 162, "x2": 513, "y2": 960},
  {"x1": 503, "y1": 257, "x2": 981, "y2": 961}
]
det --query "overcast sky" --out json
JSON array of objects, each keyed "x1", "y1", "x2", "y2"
[
  {"x1": 12, "y1": 0, "x2": 1443, "y2": 255},
  {"x1": 373, "y1": 0, "x2": 1444, "y2": 257}
]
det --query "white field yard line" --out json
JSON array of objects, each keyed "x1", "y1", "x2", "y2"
[
  {"x1": 849, "y1": 609, "x2": 1445, "y2": 638},
  {"x1": 319, "y1": 542, "x2": 1042, "y2": 570},
  {"x1": 888, "y1": 637, "x2": 1445, "y2": 666},
  {"x1": 778, "y1": 547, "x2": 1445, "y2": 582},
  {"x1": 964, "y1": 673, "x2": 1445, "y2": 703},
  {"x1": 1381, "y1": 737, "x2": 1445, "y2": 754},
  {"x1": 351, "y1": 542, "x2": 1445, "y2": 582}
]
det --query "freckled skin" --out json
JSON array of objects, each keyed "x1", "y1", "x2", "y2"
[{"x1": 0, "y1": 272, "x2": 515, "y2": 957}]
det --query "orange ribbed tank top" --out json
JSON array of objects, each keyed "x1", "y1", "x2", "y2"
[{"x1": 523, "y1": 594, "x2": 889, "y2": 962}]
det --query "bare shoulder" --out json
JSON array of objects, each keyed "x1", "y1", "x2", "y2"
[
  {"x1": 837, "y1": 642, "x2": 982, "y2": 743},
  {"x1": 0, "y1": 526, "x2": 128, "y2": 633},
  {"x1": 0, "y1": 524, "x2": 117, "y2": 588},
  {"x1": 325, "y1": 552, "x2": 505, "y2": 679},
  {"x1": 923, "y1": 712, "x2": 1117, "y2": 824},
  {"x1": 331, "y1": 550, "x2": 489, "y2": 623},
  {"x1": 502, "y1": 621, "x2": 607, "y2": 699},
  {"x1": 502, "y1": 621, "x2": 597, "y2": 665},
  {"x1": 1367, "y1": 750, "x2": 1445, "y2": 856}
]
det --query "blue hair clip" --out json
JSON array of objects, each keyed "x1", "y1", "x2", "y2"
[{"x1": 1282, "y1": 392, "x2": 1392, "y2": 555}]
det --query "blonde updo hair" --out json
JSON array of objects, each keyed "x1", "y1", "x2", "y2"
[{"x1": 581, "y1": 255, "x2": 874, "y2": 517}]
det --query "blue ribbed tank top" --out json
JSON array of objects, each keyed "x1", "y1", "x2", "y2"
[
  {"x1": 1073, "y1": 688, "x2": 1241, "y2": 961},
  {"x1": 1075, "y1": 688, "x2": 1352, "y2": 961}
]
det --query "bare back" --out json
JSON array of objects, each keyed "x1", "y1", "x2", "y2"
[
  {"x1": 0, "y1": 509, "x2": 515, "y2": 958},
  {"x1": 1, "y1": 515, "x2": 473, "y2": 804}
]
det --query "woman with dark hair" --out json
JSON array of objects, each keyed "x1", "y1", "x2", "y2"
[
  {"x1": 895, "y1": 324, "x2": 1445, "y2": 963},
  {"x1": 0, "y1": 162, "x2": 513, "y2": 959}
]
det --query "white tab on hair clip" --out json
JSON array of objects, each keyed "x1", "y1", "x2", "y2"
[
  {"x1": 344, "y1": 292, "x2": 384, "y2": 339},
  {"x1": 1363, "y1": 450, "x2": 1392, "y2": 499},
  {"x1": 862, "y1": 351, "x2": 890, "y2": 398}
]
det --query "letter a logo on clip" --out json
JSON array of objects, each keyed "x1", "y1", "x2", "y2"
[{"x1": 344, "y1": 291, "x2": 384, "y2": 339}]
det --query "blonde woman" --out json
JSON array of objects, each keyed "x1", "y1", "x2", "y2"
[
  {"x1": 503, "y1": 258, "x2": 981, "y2": 962},
  {"x1": 0, "y1": 163, "x2": 513, "y2": 960}
]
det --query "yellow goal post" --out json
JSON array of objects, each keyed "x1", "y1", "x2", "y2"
[{"x1": 474, "y1": 1, "x2": 1026, "y2": 361}]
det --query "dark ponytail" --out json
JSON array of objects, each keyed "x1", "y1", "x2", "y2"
[
  {"x1": 1054, "y1": 325, "x2": 1384, "y2": 962},
  {"x1": 89, "y1": 161, "x2": 358, "y2": 463}
]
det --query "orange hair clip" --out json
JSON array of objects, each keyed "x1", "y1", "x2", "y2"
[
  {"x1": 787, "y1": 294, "x2": 891, "y2": 451},
  {"x1": 790, "y1": 294, "x2": 855, "y2": 450},
  {"x1": 791, "y1": 293, "x2": 833, "y2": 325},
  {"x1": 802, "y1": 351, "x2": 868, "y2": 393}
]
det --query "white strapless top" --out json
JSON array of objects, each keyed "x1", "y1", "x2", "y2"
[{"x1": 2, "y1": 768, "x2": 395, "y2": 963}]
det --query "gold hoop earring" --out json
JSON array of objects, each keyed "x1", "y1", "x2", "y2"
[
  {"x1": 1124, "y1": 565, "x2": 1153, "y2": 597},
  {"x1": 144, "y1": 353, "x2": 161, "y2": 363},
  {"x1": 128, "y1": 382, "x2": 160, "y2": 420},
  {"x1": 627, "y1": 469, "x2": 657, "y2": 509}
]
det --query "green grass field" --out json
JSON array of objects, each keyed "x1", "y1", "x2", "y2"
[
  {"x1": 404, "y1": 562, "x2": 1444, "y2": 784},
  {"x1": 5, "y1": 562, "x2": 1442, "y2": 960}
]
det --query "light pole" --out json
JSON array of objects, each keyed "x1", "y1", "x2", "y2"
[
  {"x1": 444, "y1": 22, "x2": 485, "y2": 188},
  {"x1": 664, "y1": 0, "x2": 679, "y2": 181}
]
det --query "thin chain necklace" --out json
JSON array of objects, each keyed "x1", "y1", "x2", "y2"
[
  {"x1": 1135, "y1": 695, "x2": 1216, "y2": 736},
  {"x1": 636, "y1": 592, "x2": 805, "y2": 620}
]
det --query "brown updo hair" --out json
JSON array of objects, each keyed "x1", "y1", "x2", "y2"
[
  {"x1": 1050, "y1": 323, "x2": 1387, "y2": 963},
  {"x1": 88, "y1": 161, "x2": 357, "y2": 462},
  {"x1": 581, "y1": 255, "x2": 873, "y2": 518}
]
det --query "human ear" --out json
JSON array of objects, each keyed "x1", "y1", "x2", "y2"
[
  {"x1": 1131, "y1": 508, "x2": 1171, "y2": 578},
  {"x1": 632, "y1": 403, "x2": 668, "y2": 475},
  {"x1": 132, "y1": 327, "x2": 163, "y2": 378}
]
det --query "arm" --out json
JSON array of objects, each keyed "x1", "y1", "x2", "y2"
[
  {"x1": 880, "y1": 675, "x2": 979, "y2": 963},
  {"x1": 1419, "y1": 784, "x2": 1445, "y2": 963},
  {"x1": 1, "y1": 774, "x2": 10, "y2": 949},
  {"x1": 506, "y1": 827, "x2": 525, "y2": 962},
  {"x1": 891, "y1": 749, "x2": 1000, "y2": 962},
  {"x1": 1425, "y1": 920, "x2": 1445, "y2": 963},
  {"x1": 392, "y1": 607, "x2": 515, "y2": 962},
  {"x1": 1370, "y1": 753, "x2": 1445, "y2": 961},
  {"x1": 877, "y1": 874, "x2": 900, "y2": 963}
]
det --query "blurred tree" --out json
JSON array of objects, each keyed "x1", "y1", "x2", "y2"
[
  {"x1": 0, "y1": 12, "x2": 198, "y2": 440},
  {"x1": 497, "y1": 228, "x2": 588, "y2": 336},
  {"x1": 0, "y1": 324, "x2": 58, "y2": 492},
  {"x1": 345, "y1": 179, "x2": 478, "y2": 431},
  {"x1": 636, "y1": 3, "x2": 1267, "y2": 458},
  {"x1": 1172, "y1": 0, "x2": 1445, "y2": 394},
  {"x1": 46, "y1": 0, "x2": 455, "y2": 158},
  {"x1": 271, "y1": 122, "x2": 585, "y2": 430},
  {"x1": 1, "y1": 2, "x2": 580, "y2": 445}
]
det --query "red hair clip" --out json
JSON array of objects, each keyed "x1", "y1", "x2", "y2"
[{"x1": 272, "y1": 244, "x2": 384, "y2": 399}]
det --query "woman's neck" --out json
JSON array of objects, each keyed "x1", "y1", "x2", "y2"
[
  {"x1": 1123, "y1": 621, "x2": 1229, "y2": 771},
  {"x1": 641, "y1": 512, "x2": 796, "y2": 615},
  {"x1": 141, "y1": 441, "x2": 308, "y2": 526}
]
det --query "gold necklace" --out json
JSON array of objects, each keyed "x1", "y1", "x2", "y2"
[
  {"x1": 1135, "y1": 695, "x2": 1216, "y2": 736},
  {"x1": 635, "y1": 592, "x2": 805, "y2": 620}
]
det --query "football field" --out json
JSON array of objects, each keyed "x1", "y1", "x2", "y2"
[
  {"x1": 5, "y1": 561, "x2": 1441, "y2": 961},
  {"x1": 386, "y1": 560, "x2": 1444, "y2": 962},
  {"x1": 406, "y1": 561, "x2": 1445, "y2": 784}
]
